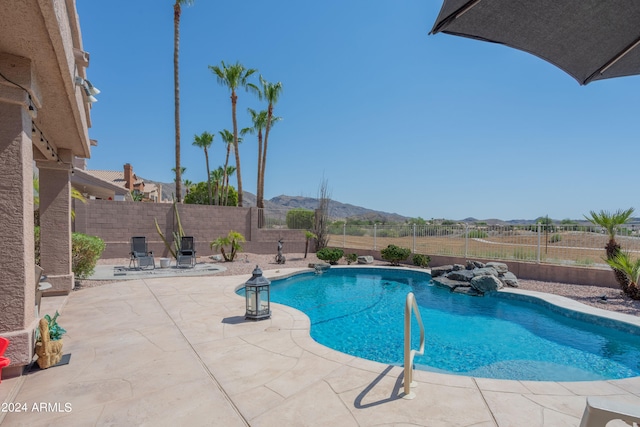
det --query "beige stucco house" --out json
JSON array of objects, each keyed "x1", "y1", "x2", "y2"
[
  {"x1": 76, "y1": 162, "x2": 163, "y2": 202},
  {"x1": 0, "y1": 0, "x2": 94, "y2": 378}
]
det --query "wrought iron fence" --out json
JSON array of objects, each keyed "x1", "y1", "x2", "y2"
[
  {"x1": 257, "y1": 207, "x2": 316, "y2": 230},
  {"x1": 327, "y1": 223, "x2": 640, "y2": 269}
]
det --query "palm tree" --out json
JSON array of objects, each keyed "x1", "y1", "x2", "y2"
[
  {"x1": 172, "y1": 166, "x2": 186, "y2": 199},
  {"x1": 218, "y1": 129, "x2": 234, "y2": 206},
  {"x1": 606, "y1": 251, "x2": 640, "y2": 300},
  {"x1": 210, "y1": 230, "x2": 246, "y2": 262},
  {"x1": 209, "y1": 61, "x2": 258, "y2": 207},
  {"x1": 210, "y1": 167, "x2": 224, "y2": 206},
  {"x1": 192, "y1": 131, "x2": 214, "y2": 205},
  {"x1": 173, "y1": 0, "x2": 194, "y2": 203},
  {"x1": 585, "y1": 207, "x2": 635, "y2": 290},
  {"x1": 183, "y1": 179, "x2": 194, "y2": 195},
  {"x1": 257, "y1": 75, "x2": 283, "y2": 209},
  {"x1": 246, "y1": 108, "x2": 281, "y2": 209},
  {"x1": 223, "y1": 165, "x2": 237, "y2": 206}
]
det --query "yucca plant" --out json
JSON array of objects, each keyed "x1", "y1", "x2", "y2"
[{"x1": 605, "y1": 251, "x2": 640, "y2": 300}]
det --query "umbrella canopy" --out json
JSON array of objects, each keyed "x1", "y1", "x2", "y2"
[{"x1": 430, "y1": 1, "x2": 640, "y2": 85}]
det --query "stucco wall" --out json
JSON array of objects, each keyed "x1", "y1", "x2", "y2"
[{"x1": 73, "y1": 200, "x2": 309, "y2": 259}]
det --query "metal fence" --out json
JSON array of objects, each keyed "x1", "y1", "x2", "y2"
[
  {"x1": 257, "y1": 207, "x2": 316, "y2": 230},
  {"x1": 327, "y1": 223, "x2": 640, "y2": 269}
]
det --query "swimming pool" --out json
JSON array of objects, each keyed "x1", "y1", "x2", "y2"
[{"x1": 240, "y1": 267, "x2": 640, "y2": 381}]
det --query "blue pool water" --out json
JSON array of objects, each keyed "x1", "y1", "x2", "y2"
[{"x1": 238, "y1": 268, "x2": 640, "y2": 381}]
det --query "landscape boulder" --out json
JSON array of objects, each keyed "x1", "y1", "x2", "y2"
[
  {"x1": 357, "y1": 255, "x2": 374, "y2": 265},
  {"x1": 470, "y1": 275, "x2": 503, "y2": 292},
  {"x1": 430, "y1": 260, "x2": 518, "y2": 296}
]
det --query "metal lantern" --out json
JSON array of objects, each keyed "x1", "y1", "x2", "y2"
[{"x1": 245, "y1": 265, "x2": 271, "y2": 320}]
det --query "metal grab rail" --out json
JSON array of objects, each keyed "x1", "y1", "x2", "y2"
[{"x1": 403, "y1": 292, "x2": 425, "y2": 399}]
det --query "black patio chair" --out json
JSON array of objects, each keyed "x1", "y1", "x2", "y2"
[
  {"x1": 177, "y1": 236, "x2": 196, "y2": 268},
  {"x1": 129, "y1": 236, "x2": 155, "y2": 270}
]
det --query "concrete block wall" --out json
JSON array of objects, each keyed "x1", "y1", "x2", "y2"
[{"x1": 73, "y1": 201, "x2": 310, "y2": 259}]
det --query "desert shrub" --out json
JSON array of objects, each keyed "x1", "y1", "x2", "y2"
[
  {"x1": 317, "y1": 247, "x2": 344, "y2": 265},
  {"x1": 412, "y1": 253, "x2": 431, "y2": 268},
  {"x1": 468, "y1": 230, "x2": 488, "y2": 238},
  {"x1": 549, "y1": 233, "x2": 562, "y2": 243},
  {"x1": 345, "y1": 226, "x2": 367, "y2": 236},
  {"x1": 376, "y1": 228, "x2": 398, "y2": 238},
  {"x1": 344, "y1": 253, "x2": 358, "y2": 265},
  {"x1": 381, "y1": 244, "x2": 411, "y2": 266},
  {"x1": 286, "y1": 208, "x2": 315, "y2": 230},
  {"x1": 72, "y1": 233, "x2": 106, "y2": 279}
]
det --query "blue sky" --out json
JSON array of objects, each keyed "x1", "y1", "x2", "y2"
[{"x1": 76, "y1": 1, "x2": 640, "y2": 221}]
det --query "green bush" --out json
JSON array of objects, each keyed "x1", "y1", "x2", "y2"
[
  {"x1": 316, "y1": 247, "x2": 344, "y2": 265},
  {"x1": 549, "y1": 233, "x2": 562, "y2": 243},
  {"x1": 412, "y1": 253, "x2": 431, "y2": 268},
  {"x1": 381, "y1": 244, "x2": 411, "y2": 266},
  {"x1": 376, "y1": 228, "x2": 398, "y2": 238},
  {"x1": 344, "y1": 253, "x2": 358, "y2": 265},
  {"x1": 286, "y1": 208, "x2": 315, "y2": 230},
  {"x1": 71, "y1": 233, "x2": 106, "y2": 279}
]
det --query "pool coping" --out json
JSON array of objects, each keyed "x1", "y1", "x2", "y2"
[{"x1": 3, "y1": 266, "x2": 639, "y2": 426}]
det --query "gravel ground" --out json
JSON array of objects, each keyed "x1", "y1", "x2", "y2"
[{"x1": 77, "y1": 253, "x2": 640, "y2": 317}]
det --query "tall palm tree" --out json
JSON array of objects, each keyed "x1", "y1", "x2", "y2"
[
  {"x1": 257, "y1": 76, "x2": 283, "y2": 209},
  {"x1": 585, "y1": 207, "x2": 635, "y2": 290},
  {"x1": 210, "y1": 167, "x2": 224, "y2": 205},
  {"x1": 218, "y1": 129, "x2": 234, "y2": 206},
  {"x1": 246, "y1": 107, "x2": 281, "y2": 209},
  {"x1": 173, "y1": 0, "x2": 194, "y2": 203},
  {"x1": 172, "y1": 166, "x2": 186, "y2": 199},
  {"x1": 192, "y1": 131, "x2": 214, "y2": 205},
  {"x1": 209, "y1": 61, "x2": 258, "y2": 207}
]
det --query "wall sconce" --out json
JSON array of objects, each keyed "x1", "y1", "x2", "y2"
[{"x1": 75, "y1": 76, "x2": 99, "y2": 103}]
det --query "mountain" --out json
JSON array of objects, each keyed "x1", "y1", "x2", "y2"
[{"x1": 142, "y1": 177, "x2": 409, "y2": 223}]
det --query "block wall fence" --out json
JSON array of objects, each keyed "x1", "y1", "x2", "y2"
[
  {"x1": 74, "y1": 201, "x2": 616, "y2": 287},
  {"x1": 73, "y1": 200, "x2": 309, "y2": 259}
]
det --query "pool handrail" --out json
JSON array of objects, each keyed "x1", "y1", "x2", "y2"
[{"x1": 403, "y1": 292, "x2": 425, "y2": 399}]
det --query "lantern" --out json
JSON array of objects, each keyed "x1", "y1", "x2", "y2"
[{"x1": 245, "y1": 265, "x2": 271, "y2": 320}]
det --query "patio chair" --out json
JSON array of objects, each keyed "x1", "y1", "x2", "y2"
[
  {"x1": 177, "y1": 236, "x2": 196, "y2": 268},
  {"x1": 0, "y1": 336, "x2": 10, "y2": 383},
  {"x1": 129, "y1": 236, "x2": 155, "y2": 270},
  {"x1": 579, "y1": 396, "x2": 640, "y2": 427}
]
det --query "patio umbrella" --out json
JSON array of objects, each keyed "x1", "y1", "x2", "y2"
[{"x1": 430, "y1": 1, "x2": 640, "y2": 85}]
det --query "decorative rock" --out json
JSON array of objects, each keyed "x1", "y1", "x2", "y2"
[
  {"x1": 432, "y1": 276, "x2": 469, "y2": 291},
  {"x1": 453, "y1": 286, "x2": 482, "y2": 296},
  {"x1": 472, "y1": 267, "x2": 499, "y2": 277},
  {"x1": 431, "y1": 265, "x2": 453, "y2": 277},
  {"x1": 310, "y1": 263, "x2": 331, "y2": 272},
  {"x1": 357, "y1": 255, "x2": 374, "y2": 264},
  {"x1": 470, "y1": 275, "x2": 503, "y2": 292},
  {"x1": 452, "y1": 264, "x2": 466, "y2": 271},
  {"x1": 500, "y1": 271, "x2": 519, "y2": 287},
  {"x1": 466, "y1": 260, "x2": 485, "y2": 270},
  {"x1": 486, "y1": 262, "x2": 508, "y2": 274},
  {"x1": 447, "y1": 269, "x2": 476, "y2": 282}
]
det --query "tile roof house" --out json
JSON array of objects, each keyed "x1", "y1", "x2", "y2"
[{"x1": 72, "y1": 161, "x2": 163, "y2": 202}]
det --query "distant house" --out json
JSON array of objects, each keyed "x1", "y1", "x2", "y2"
[{"x1": 72, "y1": 161, "x2": 163, "y2": 202}]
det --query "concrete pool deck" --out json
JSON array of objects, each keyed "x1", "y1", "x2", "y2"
[{"x1": 1, "y1": 268, "x2": 640, "y2": 426}]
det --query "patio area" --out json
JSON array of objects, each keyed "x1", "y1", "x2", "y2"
[{"x1": 1, "y1": 268, "x2": 640, "y2": 426}]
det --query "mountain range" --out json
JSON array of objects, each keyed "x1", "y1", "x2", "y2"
[{"x1": 148, "y1": 179, "x2": 631, "y2": 224}]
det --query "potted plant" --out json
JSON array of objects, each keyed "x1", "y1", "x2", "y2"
[{"x1": 35, "y1": 311, "x2": 66, "y2": 369}]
